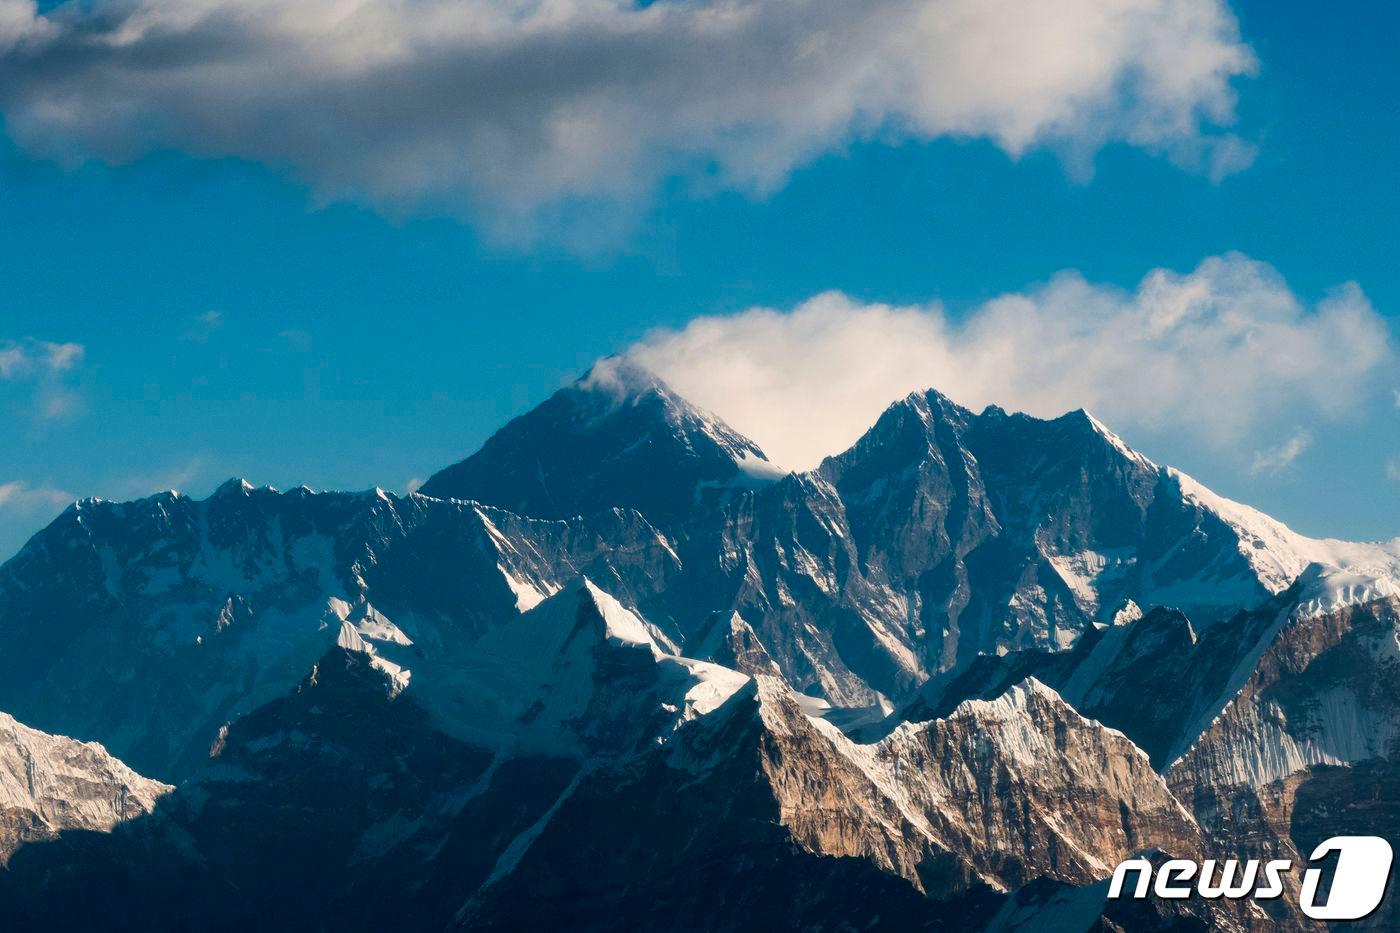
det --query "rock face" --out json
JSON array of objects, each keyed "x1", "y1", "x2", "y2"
[
  {"x1": 1164, "y1": 589, "x2": 1400, "y2": 929},
  {"x1": 1, "y1": 364, "x2": 1398, "y2": 930},
  {"x1": 419, "y1": 357, "x2": 782, "y2": 529},
  {"x1": 0, "y1": 662, "x2": 1206, "y2": 931},
  {"x1": 911, "y1": 604, "x2": 1222, "y2": 768},
  {"x1": 1167, "y1": 588, "x2": 1400, "y2": 790},
  {"x1": 918, "y1": 575, "x2": 1400, "y2": 930},
  {"x1": 421, "y1": 368, "x2": 1400, "y2": 708},
  {"x1": 0, "y1": 711, "x2": 169, "y2": 864},
  {"x1": 0, "y1": 485, "x2": 682, "y2": 779},
  {"x1": 5, "y1": 367, "x2": 1396, "y2": 772},
  {"x1": 846, "y1": 679, "x2": 1204, "y2": 891}
]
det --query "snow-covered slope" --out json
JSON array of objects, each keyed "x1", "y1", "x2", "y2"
[
  {"x1": 454, "y1": 669, "x2": 1212, "y2": 932},
  {"x1": 1168, "y1": 588, "x2": 1400, "y2": 789},
  {"x1": 1169, "y1": 468, "x2": 1400, "y2": 610},
  {"x1": 0, "y1": 597, "x2": 1212, "y2": 930},
  {"x1": 4, "y1": 368, "x2": 1395, "y2": 780},
  {"x1": 0, "y1": 365, "x2": 1396, "y2": 931},
  {"x1": 917, "y1": 566, "x2": 1400, "y2": 777},
  {"x1": 404, "y1": 577, "x2": 749, "y2": 757},
  {"x1": 0, "y1": 712, "x2": 170, "y2": 863},
  {"x1": 1148, "y1": 587, "x2": 1400, "y2": 928},
  {"x1": 0, "y1": 483, "x2": 682, "y2": 780}
]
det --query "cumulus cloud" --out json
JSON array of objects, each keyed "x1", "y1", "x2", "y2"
[
  {"x1": 0, "y1": 345, "x2": 23, "y2": 379},
  {"x1": 0, "y1": 336, "x2": 86, "y2": 420},
  {"x1": 0, "y1": 338, "x2": 84, "y2": 380},
  {"x1": 1250, "y1": 431, "x2": 1311, "y2": 476},
  {"x1": 43, "y1": 341, "x2": 84, "y2": 371},
  {"x1": 629, "y1": 254, "x2": 1394, "y2": 468},
  {"x1": 0, "y1": 0, "x2": 1254, "y2": 236},
  {"x1": 0, "y1": 0, "x2": 52, "y2": 53}
]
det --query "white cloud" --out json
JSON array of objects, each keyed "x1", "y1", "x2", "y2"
[
  {"x1": 0, "y1": 480, "x2": 73, "y2": 511},
  {"x1": 629, "y1": 253, "x2": 1395, "y2": 469},
  {"x1": 1389, "y1": 461, "x2": 1400, "y2": 483},
  {"x1": 0, "y1": 0, "x2": 52, "y2": 53},
  {"x1": 1204, "y1": 133, "x2": 1258, "y2": 182},
  {"x1": 0, "y1": 337, "x2": 86, "y2": 420},
  {"x1": 0, "y1": 344, "x2": 25, "y2": 379},
  {"x1": 0, "y1": 338, "x2": 84, "y2": 380},
  {"x1": 0, "y1": 0, "x2": 1255, "y2": 237},
  {"x1": 42, "y1": 341, "x2": 84, "y2": 371},
  {"x1": 1250, "y1": 431, "x2": 1311, "y2": 476}
]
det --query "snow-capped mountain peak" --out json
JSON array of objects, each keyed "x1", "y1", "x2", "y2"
[
  {"x1": 1081, "y1": 410, "x2": 1158, "y2": 470},
  {"x1": 417, "y1": 357, "x2": 782, "y2": 527},
  {"x1": 3, "y1": 369, "x2": 1399, "y2": 930},
  {"x1": 1167, "y1": 466, "x2": 1400, "y2": 608}
]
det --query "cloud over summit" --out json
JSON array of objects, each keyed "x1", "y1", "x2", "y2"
[
  {"x1": 0, "y1": 0, "x2": 1255, "y2": 235},
  {"x1": 629, "y1": 254, "x2": 1395, "y2": 470}
]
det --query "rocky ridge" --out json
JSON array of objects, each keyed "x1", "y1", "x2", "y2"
[{"x1": 0, "y1": 363, "x2": 1396, "y2": 930}]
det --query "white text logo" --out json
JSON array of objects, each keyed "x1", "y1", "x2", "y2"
[{"x1": 1108, "y1": 836, "x2": 1394, "y2": 921}]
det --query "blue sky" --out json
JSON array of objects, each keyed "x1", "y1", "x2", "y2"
[{"x1": 0, "y1": 0, "x2": 1397, "y2": 560}]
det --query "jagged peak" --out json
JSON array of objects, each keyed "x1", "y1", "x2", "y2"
[
  {"x1": 578, "y1": 577, "x2": 661, "y2": 650},
  {"x1": 1132, "y1": 605, "x2": 1198, "y2": 643},
  {"x1": 327, "y1": 622, "x2": 411, "y2": 697},
  {"x1": 511, "y1": 576, "x2": 668, "y2": 656},
  {"x1": 577, "y1": 354, "x2": 672, "y2": 405},
  {"x1": 690, "y1": 610, "x2": 780, "y2": 677},
  {"x1": 211, "y1": 477, "x2": 255, "y2": 498},
  {"x1": 0, "y1": 710, "x2": 172, "y2": 861},
  {"x1": 940, "y1": 678, "x2": 1156, "y2": 767},
  {"x1": 576, "y1": 356, "x2": 773, "y2": 462},
  {"x1": 1107, "y1": 598, "x2": 1143, "y2": 627},
  {"x1": 67, "y1": 488, "x2": 181, "y2": 514},
  {"x1": 882, "y1": 677, "x2": 1093, "y2": 757},
  {"x1": 950, "y1": 676, "x2": 1064, "y2": 717},
  {"x1": 207, "y1": 478, "x2": 283, "y2": 502},
  {"x1": 976, "y1": 403, "x2": 1155, "y2": 466},
  {"x1": 417, "y1": 356, "x2": 777, "y2": 523},
  {"x1": 843, "y1": 387, "x2": 1161, "y2": 472},
  {"x1": 823, "y1": 387, "x2": 973, "y2": 474},
  {"x1": 887, "y1": 386, "x2": 972, "y2": 424},
  {"x1": 1077, "y1": 409, "x2": 1158, "y2": 469}
]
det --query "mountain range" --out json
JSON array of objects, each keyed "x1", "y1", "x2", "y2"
[{"x1": 0, "y1": 355, "x2": 1397, "y2": 931}]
